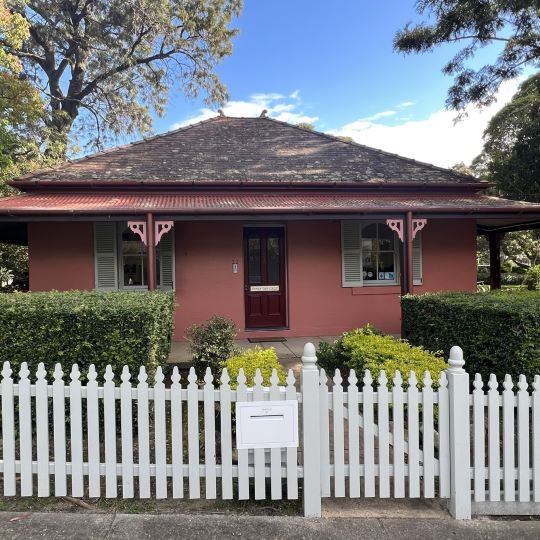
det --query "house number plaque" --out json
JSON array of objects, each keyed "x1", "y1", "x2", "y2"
[{"x1": 250, "y1": 285, "x2": 279, "y2": 292}]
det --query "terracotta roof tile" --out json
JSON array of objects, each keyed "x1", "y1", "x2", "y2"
[{"x1": 13, "y1": 117, "x2": 482, "y2": 186}]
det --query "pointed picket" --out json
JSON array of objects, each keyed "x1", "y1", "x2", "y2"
[
  {"x1": 422, "y1": 371, "x2": 435, "y2": 498},
  {"x1": 377, "y1": 370, "x2": 390, "y2": 498},
  {"x1": 154, "y1": 367, "x2": 167, "y2": 499},
  {"x1": 35, "y1": 363, "x2": 50, "y2": 497},
  {"x1": 533, "y1": 376, "x2": 540, "y2": 502},
  {"x1": 437, "y1": 371, "x2": 450, "y2": 498},
  {"x1": 204, "y1": 368, "x2": 217, "y2": 499},
  {"x1": 347, "y1": 370, "x2": 360, "y2": 498},
  {"x1": 220, "y1": 368, "x2": 233, "y2": 500},
  {"x1": 170, "y1": 367, "x2": 184, "y2": 498},
  {"x1": 69, "y1": 365, "x2": 84, "y2": 497},
  {"x1": 269, "y1": 369, "x2": 283, "y2": 500},
  {"x1": 472, "y1": 373, "x2": 486, "y2": 502},
  {"x1": 407, "y1": 371, "x2": 420, "y2": 498},
  {"x1": 285, "y1": 369, "x2": 298, "y2": 499},
  {"x1": 488, "y1": 374, "x2": 500, "y2": 502},
  {"x1": 502, "y1": 375, "x2": 515, "y2": 502},
  {"x1": 136, "y1": 367, "x2": 150, "y2": 498},
  {"x1": 517, "y1": 375, "x2": 530, "y2": 502},
  {"x1": 18, "y1": 363, "x2": 33, "y2": 496},
  {"x1": 392, "y1": 371, "x2": 405, "y2": 498},
  {"x1": 1, "y1": 362, "x2": 15, "y2": 496},
  {"x1": 120, "y1": 366, "x2": 134, "y2": 498},
  {"x1": 319, "y1": 368, "x2": 331, "y2": 497},
  {"x1": 53, "y1": 364, "x2": 67, "y2": 496},
  {"x1": 333, "y1": 369, "x2": 345, "y2": 497},
  {"x1": 187, "y1": 367, "x2": 200, "y2": 498},
  {"x1": 103, "y1": 365, "x2": 117, "y2": 497},
  {"x1": 86, "y1": 365, "x2": 100, "y2": 497},
  {"x1": 236, "y1": 368, "x2": 249, "y2": 499},
  {"x1": 363, "y1": 370, "x2": 375, "y2": 497},
  {"x1": 253, "y1": 369, "x2": 266, "y2": 500}
]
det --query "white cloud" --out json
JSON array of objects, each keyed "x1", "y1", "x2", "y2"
[
  {"x1": 170, "y1": 90, "x2": 318, "y2": 130},
  {"x1": 328, "y1": 80, "x2": 521, "y2": 168},
  {"x1": 397, "y1": 101, "x2": 415, "y2": 109},
  {"x1": 361, "y1": 110, "x2": 397, "y2": 121}
]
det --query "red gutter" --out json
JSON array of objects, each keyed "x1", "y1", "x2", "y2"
[{"x1": 10, "y1": 180, "x2": 493, "y2": 192}]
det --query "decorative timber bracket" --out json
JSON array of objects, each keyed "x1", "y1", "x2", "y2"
[
  {"x1": 155, "y1": 221, "x2": 174, "y2": 245},
  {"x1": 386, "y1": 218, "x2": 427, "y2": 242},
  {"x1": 128, "y1": 220, "x2": 174, "y2": 246},
  {"x1": 128, "y1": 221, "x2": 147, "y2": 245}
]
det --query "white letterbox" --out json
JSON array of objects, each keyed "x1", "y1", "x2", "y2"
[{"x1": 235, "y1": 400, "x2": 299, "y2": 449}]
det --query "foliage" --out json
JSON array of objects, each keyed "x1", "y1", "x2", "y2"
[
  {"x1": 394, "y1": 1, "x2": 540, "y2": 111},
  {"x1": 222, "y1": 346, "x2": 286, "y2": 389},
  {"x1": 474, "y1": 73, "x2": 540, "y2": 202},
  {"x1": 523, "y1": 265, "x2": 540, "y2": 291},
  {"x1": 0, "y1": 0, "x2": 28, "y2": 72},
  {"x1": 317, "y1": 325, "x2": 444, "y2": 388},
  {"x1": 402, "y1": 291, "x2": 540, "y2": 383},
  {"x1": 0, "y1": 243, "x2": 26, "y2": 289},
  {"x1": 4, "y1": 0, "x2": 242, "y2": 155},
  {"x1": 0, "y1": 291, "x2": 175, "y2": 378},
  {"x1": 342, "y1": 332, "x2": 445, "y2": 388},
  {"x1": 317, "y1": 325, "x2": 384, "y2": 375},
  {"x1": 186, "y1": 315, "x2": 238, "y2": 378},
  {"x1": 0, "y1": 264, "x2": 12, "y2": 287}
]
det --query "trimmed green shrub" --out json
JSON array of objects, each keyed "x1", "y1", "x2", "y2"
[
  {"x1": 0, "y1": 290, "x2": 175, "y2": 379},
  {"x1": 402, "y1": 291, "x2": 540, "y2": 382},
  {"x1": 342, "y1": 332, "x2": 446, "y2": 388},
  {"x1": 523, "y1": 265, "x2": 540, "y2": 291},
  {"x1": 317, "y1": 325, "x2": 444, "y2": 388},
  {"x1": 186, "y1": 315, "x2": 238, "y2": 378},
  {"x1": 317, "y1": 324, "x2": 383, "y2": 374},
  {"x1": 221, "y1": 347, "x2": 286, "y2": 389}
]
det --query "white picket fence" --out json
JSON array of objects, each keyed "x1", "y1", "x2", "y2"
[
  {"x1": 0, "y1": 362, "x2": 300, "y2": 501},
  {"x1": 1, "y1": 344, "x2": 540, "y2": 520}
]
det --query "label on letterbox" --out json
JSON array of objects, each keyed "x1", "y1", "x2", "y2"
[{"x1": 235, "y1": 400, "x2": 298, "y2": 449}]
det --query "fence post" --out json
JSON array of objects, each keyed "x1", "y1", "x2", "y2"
[
  {"x1": 301, "y1": 342, "x2": 322, "y2": 517},
  {"x1": 447, "y1": 345, "x2": 472, "y2": 519}
]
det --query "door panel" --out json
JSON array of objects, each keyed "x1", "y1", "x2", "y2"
[{"x1": 244, "y1": 227, "x2": 287, "y2": 328}]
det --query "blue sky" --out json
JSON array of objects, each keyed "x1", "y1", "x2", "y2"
[{"x1": 151, "y1": 1, "x2": 527, "y2": 167}]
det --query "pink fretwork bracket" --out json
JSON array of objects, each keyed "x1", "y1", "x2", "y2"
[
  {"x1": 412, "y1": 219, "x2": 427, "y2": 240},
  {"x1": 128, "y1": 221, "x2": 147, "y2": 245},
  {"x1": 154, "y1": 221, "x2": 174, "y2": 246},
  {"x1": 386, "y1": 219, "x2": 404, "y2": 242}
]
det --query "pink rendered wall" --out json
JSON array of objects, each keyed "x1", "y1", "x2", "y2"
[
  {"x1": 28, "y1": 222, "x2": 95, "y2": 291},
  {"x1": 173, "y1": 219, "x2": 477, "y2": 340}
]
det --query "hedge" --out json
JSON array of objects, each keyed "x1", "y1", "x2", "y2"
[
  {"x1": 402, "y1": 291, "x2": 540, "y2": 383},
  {"x1": 0, "y1": 291, "x2": 176, "y2": 379}
]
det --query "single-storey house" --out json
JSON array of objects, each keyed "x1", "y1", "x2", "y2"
[{"x1": 1, "y1": 114, "x2": 540, "y2": 340}]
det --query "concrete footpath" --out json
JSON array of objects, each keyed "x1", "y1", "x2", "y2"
[{"x1": 1, "y1": 511, "x2": 540, "y2": 540}]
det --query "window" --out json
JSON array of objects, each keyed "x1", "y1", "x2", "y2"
[
  {"x1": 341, "y1": 220, "x2": 422, "y2": 287},
  {"x1": 94, "y1": 222, "x2": 174, "y2": 291}
]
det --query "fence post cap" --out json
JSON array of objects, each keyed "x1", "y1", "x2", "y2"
[
  {"x1": 448, "y1": 345, "x2": 465, "y2": 373},
  {"x1": 301, "y1": 342, "x2": 318, "y2": 368}
]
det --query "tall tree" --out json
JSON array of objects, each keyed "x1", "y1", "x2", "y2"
[
  {"x1": 394, "y1": 1, "x2": 540, "y2": 111},
  {"x1": 474, "y1": 73, "x2": 540, "y2": 202},
  {"x1": 2, "y1": 0, "x2": 242, "y2": 156}
]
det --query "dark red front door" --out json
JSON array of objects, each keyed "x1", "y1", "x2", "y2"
[{"x1": 244, "y1": 227, "x2": 287, "y2": 328}]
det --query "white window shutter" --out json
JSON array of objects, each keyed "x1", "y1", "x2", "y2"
[
  {"x1": 158, "y1": 230, "x2": 175, "y2": 290},
  {"x1": 341, "y1": 221, "x2": 363, "y2": 287},
  {"x1": 94, "y1": 222, "x2": 118, "y2": 290},
  {"x1": 413, "y1": 232, "x2": 423, "y2": 285}
]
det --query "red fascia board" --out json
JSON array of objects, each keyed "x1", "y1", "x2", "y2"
[
  {"x1": 9, "y1": 180, "x2": 493, "y2": 192},
  {"x1": 1, "y1": 206, "x2": 540, "y2": 217}
]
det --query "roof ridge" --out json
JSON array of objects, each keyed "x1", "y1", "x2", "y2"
[
  {"x1": 13, "y1": 115, "x2": 225, "y2": 182},
  {"x1": 261, "y1": 116, "x2": 482, "y2": 183}
]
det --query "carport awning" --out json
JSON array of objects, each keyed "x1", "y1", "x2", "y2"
[{"x1": 1, "y1": 191, "x2": 540, "y2": 218}]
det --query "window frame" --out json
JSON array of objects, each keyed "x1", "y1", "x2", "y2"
[{"x1": 359, "y1": 221, "x2": 400, "y2": 287}]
